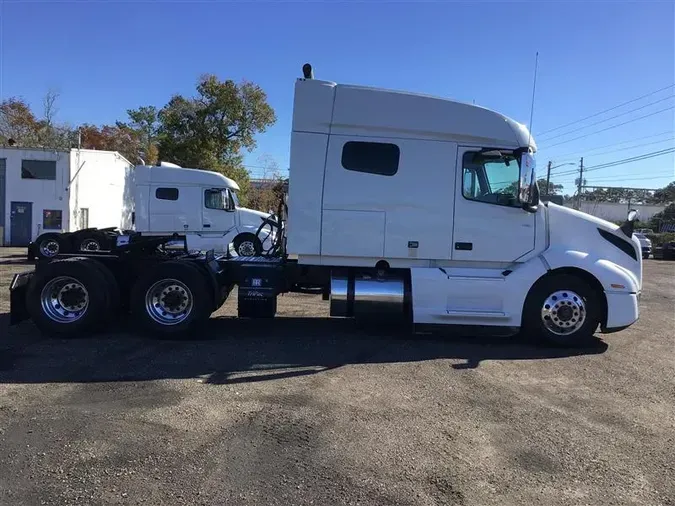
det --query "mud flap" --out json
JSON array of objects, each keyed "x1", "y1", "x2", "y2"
[{"x1": 9, "y1": 271, "x2": 33, "y2": 325}]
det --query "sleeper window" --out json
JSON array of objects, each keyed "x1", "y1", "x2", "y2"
[
  {"x1": 341, "y1": 141, "x2": 400, "y2": 176},
  {"x1": 462, "y1": 151, "x2": 520, "y2": 207},
  {"x1": 155, "y1": 187, "x2": 179, "y2": 200}
]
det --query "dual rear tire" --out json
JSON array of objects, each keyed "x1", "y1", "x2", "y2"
[
  {"x1": 26, "y1": 257, "x2": 120, "y2": 336},
  {"x1": 26, "y1": 259, "x2": 214, "y2": 338}
]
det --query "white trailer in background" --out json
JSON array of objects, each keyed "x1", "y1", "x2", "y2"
[{"x1": 10, "y1": 64, "x2": 643, "y2": 348}]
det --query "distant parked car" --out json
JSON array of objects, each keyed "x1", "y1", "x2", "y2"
[
  {"x1": 653, "y1": 241, "x2": 675, "y2": 261},
  {"x1": 635, "y1": 228, "x2": 654, "y2": 235},
  {"x1": 633, "y1": 233, "x2": 652, "y2": 259}
]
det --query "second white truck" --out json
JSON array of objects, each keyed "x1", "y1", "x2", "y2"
[{"x1": 29, "y1": 162, "x2": 276, "y2": 259}]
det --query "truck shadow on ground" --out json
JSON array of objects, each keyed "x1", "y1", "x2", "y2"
[{"x1": 0, "y1": 315, "x2": 608, "y2": 384}]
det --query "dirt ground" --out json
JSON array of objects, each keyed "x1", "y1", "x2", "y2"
[{"x1": 0, "y1": 247, "x2": 674, "y2": 506}]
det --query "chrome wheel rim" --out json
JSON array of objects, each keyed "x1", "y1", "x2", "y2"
[
  {"x1": 40, "y1": 276, "x2": 89, "y2": 323},
  {"x1": 238, "y1": 240, "x2": 256, "y2": 256},
  {"x1": 39, "y1": 239, "x2": 60, "y2": 257},
  {"x1": 541, "y1": 290, "x2": 586, "y2": 336},
  {"x1": 145, "y1": 279, "x2": 193, "y2": 325},
  {"x1": 80, "y1": 239, "x2": 101, "y2": 252}
]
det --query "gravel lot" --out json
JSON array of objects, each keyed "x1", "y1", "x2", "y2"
[{"x1": 1, "y1": 247, "x2": 674, "y2": 506}]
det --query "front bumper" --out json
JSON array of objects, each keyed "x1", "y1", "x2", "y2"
[{"x1": 602, "y1": 291, "x2": 639, "y2": 331}]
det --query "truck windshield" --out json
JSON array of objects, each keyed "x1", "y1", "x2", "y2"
[{"x1": 462, "y1": 151, "x2": 521, "y2": 207}]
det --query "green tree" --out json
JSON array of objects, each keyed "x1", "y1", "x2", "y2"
[
  {"x1": 539, "y1": 178, "x2": 563, "y2": 195},
  {"x1": 0, "y1": 92, "x2": 75, "y2": 149},
  {"x1": 647, "y1": 202, "x2": 675, "y2": 232},
  {"x1": 156, "y1": 74, "x2": 276, "y2": 201},
  {"x1": 648, "y1": 182, "x2": 675, "y2": 204}
]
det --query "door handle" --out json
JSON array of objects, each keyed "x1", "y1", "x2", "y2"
[
  {"x1": 455, "y1": 242, "x2": 473, "y2": 251},
  {"x1": 203, "y1": 224, "x2": 211, "y2": 228}
]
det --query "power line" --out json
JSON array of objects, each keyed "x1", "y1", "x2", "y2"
[
  {"x1": 537, "y1": 95, "x2": 674, "y2": 142},
  {"x1": 545, "y1": 131, "x2": 674, "y2": 159},
  {"x1": 553, "y1": 148, "x2": 675, "y2": 177},
  {"x1": 540, "y1": 106, "x2": 675, "y2": 149},
  {"x1": 535, "y1": 83, "x2": 675, "y2": 136},
  {"x1": 551, "y1": 137, "x2": 674, "y2": 163},
  {"x1": 553, "y1": 173, "x2": 674, "y2": 184},
  {"x1": 585, "y1": 148, "x2": 675, "y2": 171}
]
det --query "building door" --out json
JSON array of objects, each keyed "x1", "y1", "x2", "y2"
[
  {"x1": 10, "y1": 202, "x2": 33, "y2": 246},
  {"x1": 0, "y1": 159, "x2": 6, "y2": 244},
  {"x1": 80, "y1": 208, "x2": 89, "y2": 229}
]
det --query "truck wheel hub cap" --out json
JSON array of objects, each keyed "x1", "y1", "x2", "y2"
[
  {"x1": 238, "y1": 241, "x2": 256, "y2": 256},
  {"x1": 541, "y1": 290, "x2": 586, "y2": 336},
  {"x1": 40, "y1": 276, "x2": 89, "y2": 323},
  {"x1": 145, "y1": 279, "x2": 194, "y2": 325},
  {"x1": 81, "y1": 239, "x2": 100, "y2": 251},
  {"x1": 40, "y1": 240, "x2": 59, "y2": 257}
]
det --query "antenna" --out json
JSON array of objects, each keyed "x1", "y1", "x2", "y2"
[{"x1": 526, "y1": 51, "x2": 539, "y2": 151}]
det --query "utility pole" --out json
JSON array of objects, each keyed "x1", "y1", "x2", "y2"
[
  {"x1": 545, "y1": 160, "x2": 552, "y2": 196},
  {"x1": 576, "y1": 157, "x2": 584, "y2": 210}
]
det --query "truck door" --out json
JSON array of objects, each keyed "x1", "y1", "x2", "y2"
[
  {"x1": 451, "y1": 147, "x2": 535, "y2": 262},
  {"x1": 201, "y1": 188, "x2": 237, "y2": 251}
]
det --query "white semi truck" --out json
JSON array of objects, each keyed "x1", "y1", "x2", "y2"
[
  {"x1": 28, "y1": 162, "x2": 276, "y2": 260},
  {"x1": 10, "y1": 64, "x2": 642, "y2": 347}
]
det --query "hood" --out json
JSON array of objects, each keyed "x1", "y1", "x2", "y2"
[
  {"x1": 635, "y1": 235, "x2": 652, "y2": 247},
  {"x1": 546, "y1": 203, "x2": 642, "y2": 285},
  {"x1": 237, "y1": 207, "x2": 271, "y2": 228}
]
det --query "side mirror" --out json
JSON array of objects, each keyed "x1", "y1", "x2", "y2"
[
  {"x1": 518, "y1": 151, "x2": 538, "y2": 211},
  {"x1": 620, "y1": 209, "x2": 639, "y2": 237}
]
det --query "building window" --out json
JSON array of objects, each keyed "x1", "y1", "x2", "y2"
[
  {"x1": 155, "y1": 187, "x2": 179, "y2": 200},
  {"x1": 22, "y1": 160, "x2": 56, "y2": 180},
  {"x1": 341, "y1": 141, "x2": 400, "y2": 176},
  {"x1": 43, "y1": 210, "x2": 63, "y2": 230}
]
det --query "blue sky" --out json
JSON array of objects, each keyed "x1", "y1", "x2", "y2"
[{"x1": 1, "y1": 0, "x2": 673, "y2": 195}]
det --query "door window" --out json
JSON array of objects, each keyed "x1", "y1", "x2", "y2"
[
  {"x1": 462, "y1": 151, "x2": 520, "y2": 207},
  {"x1": 205, "y1": 189, "x2": 230, "y2": 210}
]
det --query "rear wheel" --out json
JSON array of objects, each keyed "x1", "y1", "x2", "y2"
[
  {"x1": 26, "y1": 258, "x2": 108, "y2": 336},
  {"x1": 130, "y1": 261, "x2": 212, "y2": 336},
  {"x1": 35, "y1": 234, "x2": 66, "y2": 261},
  {"x1": 78, "y1": 232, "x2": 108, "y2": 252},
  {"x1": 523, "y1": 274, "x2": 601, "y2": 347}
]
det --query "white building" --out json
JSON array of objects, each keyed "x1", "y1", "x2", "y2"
[
  {"x1": 573, "y1": 200, "x2": 667, "y2": 224},
  {"x1": 0, "y1": 147, "x2": 133, "y2": 246}
]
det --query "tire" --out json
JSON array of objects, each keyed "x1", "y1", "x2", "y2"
[
  {"x1": 522, "y1": 274, "x2": 601, "y2": 348},
  {"x1": 78, "y1": 233, "x2": 107, "y2": 253},
  {"x1": 35, "y1": 234, "x2": 67, "y2": 261},
  {"x1": 25, "y1": 257, "x2": 108, "y2": 337},
  {"x1": 86, "y1": 259, "x2": 121, "y2": 316},
  {"x1": 233, "y1": 233, "x2": 262, "y2": 257},
  {"x1": 642, "y1": 253, "x2": 650, "y2": 260},
  {"x1": 130, "y1": 260, "x2": 213, "y2": 336}
]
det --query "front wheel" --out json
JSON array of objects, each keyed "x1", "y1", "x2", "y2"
[
  {"x1": 522, "y1": 274, "x2": 601, "y2": 347},
  {"x1": 233, "y1": 234, "x2": 262, "y2": 257}
]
